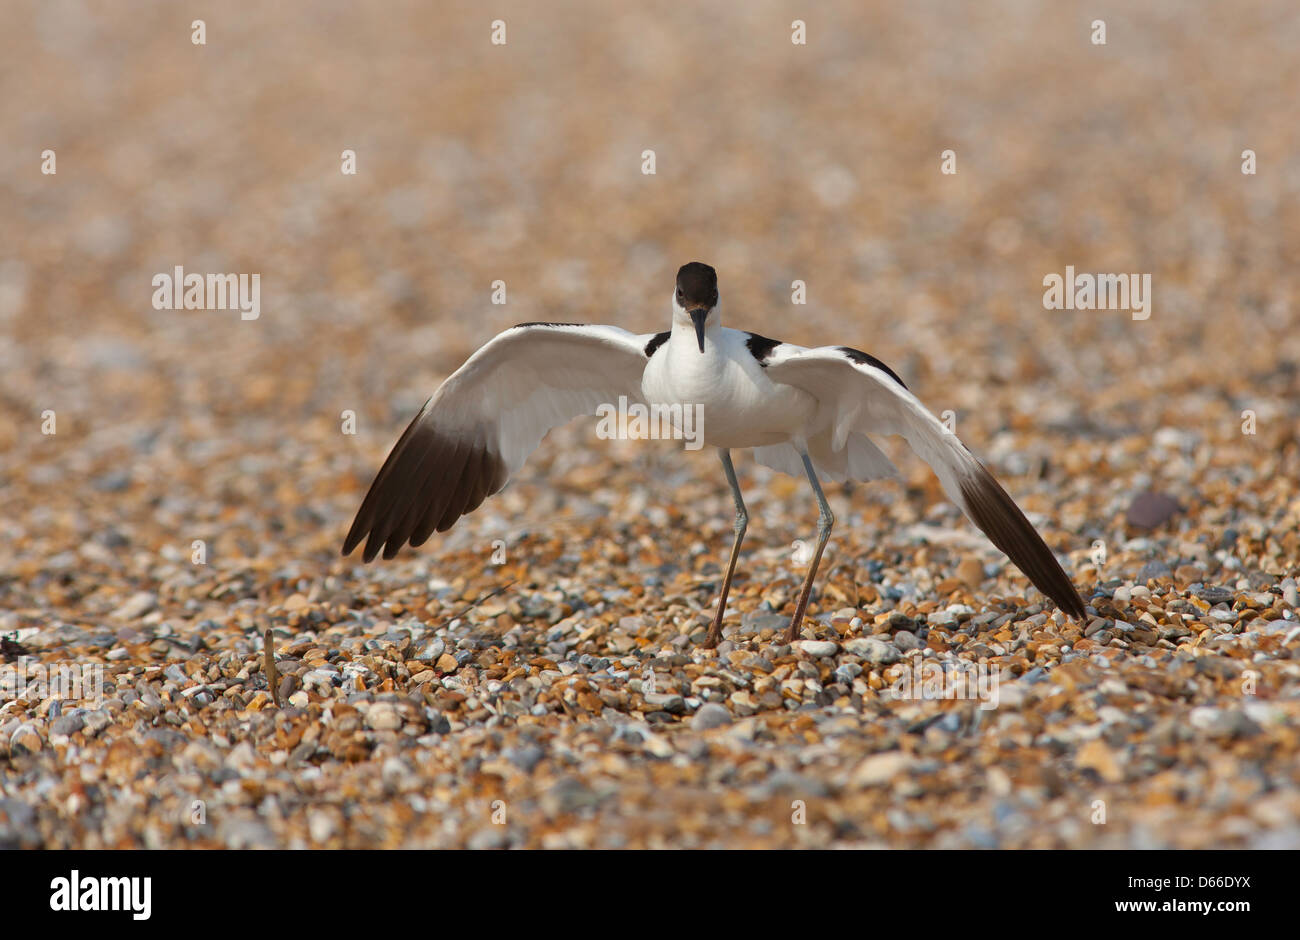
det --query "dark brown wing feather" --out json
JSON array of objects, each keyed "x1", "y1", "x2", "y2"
[
  {"x1": 958, "y1": 462, "x2": 1087, "y2": 619},
  {"x1": 342, "y1": 410, "x2": 508, "y2": 563}
]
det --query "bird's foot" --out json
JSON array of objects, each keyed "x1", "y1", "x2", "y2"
[{"x1": 701, "y1": 618, "x2": 724, "y2": 650}]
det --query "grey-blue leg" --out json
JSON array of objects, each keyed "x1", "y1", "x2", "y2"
[
  {"x1": 784, "y1": 451, "x2": 835, "y2": 643},
  {"x1": 704, "y1": 448, "x2": 748, "y2": 649}
]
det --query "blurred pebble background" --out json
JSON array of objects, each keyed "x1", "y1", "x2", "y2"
[{"x1": 0, "y1": 0, "x2": 1297, "y2": 849}]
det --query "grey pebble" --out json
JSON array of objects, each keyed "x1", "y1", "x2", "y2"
[
  {"x1": 277, "y1": 674, "x2": 297, "y2": 703},
  {"x1": 834, "y1": 662, "x2": 862, "y2": 683},
  {"x1": 81, "y1": 710, "x2": 111, "y2": 736},
  {"x1": 415, "y1": 637, "x2": 446, "y2": 661},
  {"x1": 50, "y1": 713, "x2": 84, "y2": 737},
  {"x1": 844, "y1": 637, "x2": 900, "y2": 664},
  {"x1": 1126, "y1": 492, "x2": 1181, "y2": 529},
  {"x1": 793, "y1": 640, "x2": 839, "y2": 657},
  {"x1": 893, "y1": 630, "x2": 923, "y2": 652},
  {"x1": 750, "y1": 769, "x2": 829, "y2": 799},
  {"x1": 1283, "y1": 579, "x2": 1298, "y2": 609},
  {"x1": 1137, "y1": 560, "x2": 1173, "y2": 581},
  {"x1": 505, "y1": 745, "x2": 545, "y2": 772},
  {"x1": 739, "y1": 611, "x2": 788, "y2": 636},
  {"x1": 288, "y1": 741, "x2": 317, "y2": 766},
  {"x1": 691, "y1": 703, "x2": 732, "y2": 730}
]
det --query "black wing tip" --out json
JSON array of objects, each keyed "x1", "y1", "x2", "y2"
[
  {"x1": 838, "y1": 346, "x2": 908, "y2": 389},
  {"x1": 341, "y1": 421, "x2": 508, "y2": 564},
  {"x1": 958, "y1": 463, "x2": 1087, "y2": 620},
  {"x1": 1054, "y1": 583, "x2": 1088, "y2": 620},
  {"x1": 341, "y1": 522, "x2": 368, "y2": 559}
]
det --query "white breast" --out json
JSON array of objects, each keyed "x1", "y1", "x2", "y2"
[{"x1": 642, "y1": 327, "x2": 817, "y2": 449}]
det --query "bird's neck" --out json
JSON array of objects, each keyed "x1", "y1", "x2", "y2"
[{"x1": 670, "y1": 317, "x2": 722, "y2": 354}]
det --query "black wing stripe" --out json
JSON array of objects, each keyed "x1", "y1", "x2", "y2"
[
  {"x1": 958, "y1": 462, "x2": 1087, "y2": 618},
  {"x1": 644, "y1": 331, "x2": 671, "y2": 357},
  {"x1": 838, "y1": 346, "x2": 908, "y2": 389},
  {"x1": 745, "y1": 332, "x2": 782, "y2": 365}
]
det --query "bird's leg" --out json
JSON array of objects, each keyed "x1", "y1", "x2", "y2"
[
  {"x1": 784, "y1": 452, "x2": 835, "y2": 644},
  {"x1": 703, "y1": 449, "x2": 748, "y2": 649}
]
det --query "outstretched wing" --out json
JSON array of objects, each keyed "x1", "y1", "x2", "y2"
[
  {"x1": 343, "y1": 323, "x2": 658, "y2": 562},
  {"x1": 763, "y1": 344, "x2": 1087, "y2": 618}
]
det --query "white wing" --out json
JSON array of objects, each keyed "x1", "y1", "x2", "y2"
[
  {"x1": 763, "y1": 344, "x2": 1086, "y2": 618},
  {"x1": 344, "y1": 323, "x2": 661, "y2": 562}
]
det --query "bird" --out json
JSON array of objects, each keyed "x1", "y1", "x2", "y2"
[{"x1": 342, "y1": 261, "x2": 1087, "y2": 649}]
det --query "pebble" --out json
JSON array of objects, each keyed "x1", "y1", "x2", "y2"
[
  {"x1": 505, "y1": 745, "x2": 546, "y2": 773},
  {"x1": 793, "y1": 640, "x2": 838, "y2": 658},
  {"x1": 308, "y1": 810, "x2": 338, "y2": 843},
  {"x1": 956, "y1": 557, "x2": 984, "y2": 587},
  {"x1": 9, "y1": 724, "x2": 44, "y2": 754},
  {"x1": 81, "y1": 711, "x2": 111, "y2": 737},
  {"x1": 844, "y1": 638, "x2": 901, "y2": 664},
  {"x1": 50, "y1": 714, "x2": 84, "y2": 737},
  {"x1": 277, "y1": 674, "x2": 297, "y2": 704},
  {"x1": 110, "y1": 592, "x2": 157, "y2": 621},
  {"x1": 739, "y1": 612, "x2": 787, "y2": 636},
  {"x1": 365, "y1": 703, "x2": 402, "y2": 731},
  {"x1": 691, "y1": 703, "x2": 732, "y2": 730},
  {"x1": 834, "y1": 662, "x2": 863, "y2": 683},
  {"x1": 4, "y1": 12, "x2": 1297, "y2": 853},
  {"x1": 893, "y1": 630, "x2": 923, "y2": 652},
  {"x1": 643, "y1": 693, "x2": 686, "y2": 715},
  {"x1": 1126, "y1": 492, "x2": 1181, "y2": 529},
  {"x1": 851, "y1": 751, "x2": 915, "y2": 787},
  {"x1": 1137, "y1": 560, "x2": 1173, "y2": 582},
  {"x1": 1075, "y1": 739, "x2": 1124, "y2": 782}
]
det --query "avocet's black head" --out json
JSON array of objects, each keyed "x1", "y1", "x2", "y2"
[{"x1": 675, "y1": 262, "x2": 718, "y2": 353}]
